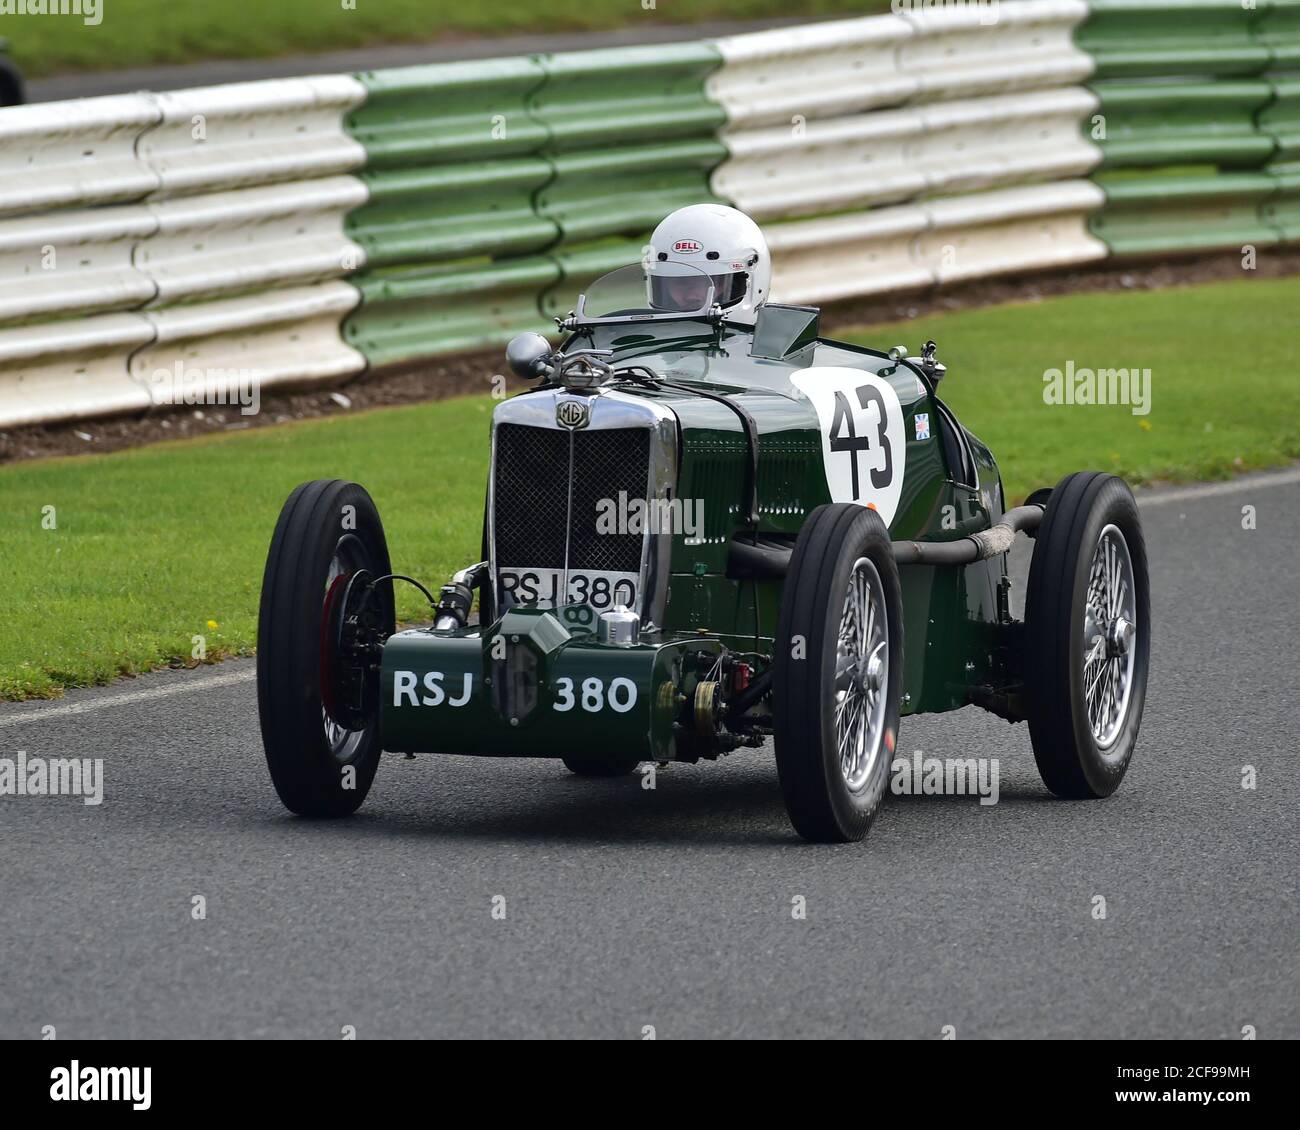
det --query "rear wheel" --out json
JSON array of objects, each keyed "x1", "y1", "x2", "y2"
[
  {"x1": 773, "y1": 504, "x2": 904, "y2": 843},
  {"x1": 257, "y1": 480, "x2": 394, "y2": 816},
  {"x1": 1025, "y1": 472, "x2": 1149, "y2": 798}
]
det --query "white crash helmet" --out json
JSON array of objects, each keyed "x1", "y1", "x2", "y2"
[{"x1": 647, "y1": 204, "x2": 772, "y2": 326}]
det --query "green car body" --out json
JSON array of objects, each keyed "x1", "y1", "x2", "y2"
[{"x1": 379, "y1": 304, "x2": 1020, "y2": 763}]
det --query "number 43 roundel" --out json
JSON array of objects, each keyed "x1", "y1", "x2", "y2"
[{"x1": 790, "y1": 368, "x2": 906, "y2": 526}]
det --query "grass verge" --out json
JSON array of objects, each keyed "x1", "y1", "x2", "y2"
[
  {"x1": 838, "y1": 276, "x2": 1299, "y2": 496},
  {"x1": 2, "y1": 0, "x2": 875, "y2": 78},
  {"x1": 0, "y1": 276, "x2": 1295, "y2": 700}
]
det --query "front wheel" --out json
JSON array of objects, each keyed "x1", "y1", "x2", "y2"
[
  {"x1": 1025, "y1": 472, "x2": 1150, "y2": 798},
  {"x1": 773, "y1": 504, "x2": 904, "y2": 843},
  {"x1": 257, "y1": 479, "x2": 394, "y2": 816}
]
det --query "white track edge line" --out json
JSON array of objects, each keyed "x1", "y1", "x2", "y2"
[
  {"x1": 1135, "y1": 466, "x2": 1300, "y2": 508},
  {"x1": 0, "y1": 667, "x2": 255, "y2": 726}
]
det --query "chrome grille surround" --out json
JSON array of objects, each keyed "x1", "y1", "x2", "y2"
[{"x1": 488, "y1": 388, "x2": 678, "y2": 628}]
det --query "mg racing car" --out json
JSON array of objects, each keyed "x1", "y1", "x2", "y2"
[{"x1": 257, "y1": 205, "x2": 1150, "y2": 843}]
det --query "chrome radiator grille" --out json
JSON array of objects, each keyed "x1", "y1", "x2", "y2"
[{"x1": 492, "y1": 423, "x2": 651, "y2": 576}]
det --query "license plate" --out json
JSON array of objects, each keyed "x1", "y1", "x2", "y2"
[{"x1": 497, "y1": 568, "x2": 639, "y2": 611}]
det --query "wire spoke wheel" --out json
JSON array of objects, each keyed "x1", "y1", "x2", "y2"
[
  {"x1": 1082, "y1": 524, "x2": 1137, "y2": 749},
  {"x1": 774, "y1": 504, "x2": 903, "y2": 843},
  {"x1": 835, "y1": 557, "x2": 890, "y2": 793},
  {"x1": 1025, "y1": 473, "x2": 1149, "y2": 799}
]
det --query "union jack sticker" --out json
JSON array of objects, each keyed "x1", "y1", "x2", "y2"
[{"x1": 914, "y1": 413, "x2": 931, "y2": 441}]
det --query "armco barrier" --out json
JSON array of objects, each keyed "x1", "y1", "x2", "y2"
[
  {"x1": 1089, "y1": 171, "x2": 1283, "y2": 254},
  {"x1": 1077, "y1": 0, "x2": 1269, "y2": 79},
  {"x1": 1092, "y1": 80, "x2": 1277, "y2": 168},
  {"x1": 3, "y1": 0, "x2": 1300, "y2": 431},
  {"x1": 0, "y1": 312, "x2": 155, "y2": 428},
  {"x1": 1263, "y1": 162, "x2": 1300, "y2": 238},
  {"x1": 1259, "y1": 1, "x2": 1300, "y2": 69},
  {"x1": 349, "y1": 161, "x2": 555, "y2": 269},
  {"x1": 138, "y1": 178, "x2": 367, "y2": 306},
  {"x1": 706, "y1": 15, "x2": 914, "y2": 129},
  {"x1": 127, "y1": 283, "x2": 365, "y2": 398},
  {"x1": 339, "y1": 44, "x2": 726, "y2": 364},
  {"x1": 135, "y1": 77, "x2": 367, "y2": 198},
  {"x1": 0, "y1": 205, "x2": 156, "y2": 325},
  {"x1": 343, "y1": 59, "x2": 553, "y2": 274},
  {"x1": 0, "y1": 77, "x2": 369, "y2": 429},
  {"x1": 0, "y1": 94, "x2": 161, "y2": 216},
  {"x1": 714, "y1": 88, "x2": 1101, "y2": 220},
  {"x1": 1079, "y1": 1, "x2": 1300, "y2": 256},
  {"x1": 766, "y1": 182, "x2": 1106, "y2": 305},
  {"x1": 345, "y1": 258, "x2": 560, "y2": 367},
  {"x1": 1262, "y1": 71, "x2": 1300, "y2": 240},
  {"x1": 767, "y1": 205, "x2": 935, "y2": 305},
  {"x1": 896, "y1": 0, "x2": 1095, "y2": 100},
  {"x1": 1260, "y1": 72, "x2": 1300, "y2": 163}
]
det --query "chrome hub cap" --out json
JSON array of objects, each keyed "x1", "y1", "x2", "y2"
[
  {"x1": 1083, "y1": 524, "x2": 1137, "y2": 749},
  {"x1": 835, "y1": 557, "x2": 889, "y2": 793}
]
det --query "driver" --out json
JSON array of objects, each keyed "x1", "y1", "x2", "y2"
[{"x1": 646, "y1": 204, "x2": 772, "y2": 326}]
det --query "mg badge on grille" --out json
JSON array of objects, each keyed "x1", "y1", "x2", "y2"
[{"x1": 556, "y1": 398, "x2": 590, "y2": 429}]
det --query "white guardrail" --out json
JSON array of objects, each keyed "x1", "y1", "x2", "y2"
[
  {"x1": 0, "y1": 77, "x2": 368, "y2": 429},
  {"x1": 0, "y1": 0, "x2": 1108, "y2": 431},
  {"x1": 712, "y1": 0, "x2": 1106, "y2": 306}
]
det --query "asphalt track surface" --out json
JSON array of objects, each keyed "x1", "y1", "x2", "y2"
[{"x1": 1, "y1": 470, "x2": 1297, "y2": 1039}]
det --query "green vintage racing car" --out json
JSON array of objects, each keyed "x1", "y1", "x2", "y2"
[{"x1": 257, "y1": 205, "x2": 1150, "y2": 843}]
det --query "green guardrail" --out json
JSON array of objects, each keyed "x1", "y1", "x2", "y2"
[
  {"x1": 1260, "y1": 71, "x2": 1300, "y2": 161},
  {"x1": 1262, "y1": 160, "x2": 1300, "y2": 237},
  {"x1": 343, "y1": 6, "x2": 1300, "y2": 367},
  {"x1": 1261, "y1": 71, "x2": 1300, "y2": 240},
  {"x1": 1078, "y1": 0, "x2": 1270, "y2": 79},
  {"x1": 344, "y1": 257, "x2": 560, "y2": 367},
  {"x1": 531, "y1": 45, "x2": 727, "y2": 248},
  {"x1": 1090, "y1": 170, "x2": 1282, "y2": 254},
  {"x1": 1080, "y1": 0, "x2": 1300, "y2": 256},
  {"x1": 341, "y1": 43, "x2": 727, "y2": 366},
  {"x1": 1257, "y1": 0, "x2": 1300, "y2": 70},
  {"x1": 350, "y1": 161, "x2": 558, "y2": 269},
  {"x1": 1092, "y1": 80, "x2": 1277, "y2": 168}
]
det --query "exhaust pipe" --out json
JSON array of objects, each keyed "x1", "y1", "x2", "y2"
[{"x1": 726, "y1": 505, "x2": 1046, "y2": 579}]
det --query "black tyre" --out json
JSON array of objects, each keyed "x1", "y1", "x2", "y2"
[
  {"x1": 1025, "y1": 472, "x2": 1150, "y2": 798},
  {"x1": 773, "y1": 504, "x2": 904, "y2": 843},
  {"x1": 0, "y1": 57, "x2": 23, "y2": 107},
  {"x1": 561, "y1": 755, "x2": 641, "y2": 778},
  {"x1": 257, "y1": 480, "x2": 394, "y2": 817}
]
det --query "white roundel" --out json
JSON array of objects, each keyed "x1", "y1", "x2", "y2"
[{"x1": 790, "y1": 368, "x2": 906, "y2": 526}]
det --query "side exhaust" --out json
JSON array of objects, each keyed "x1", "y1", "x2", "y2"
[{"x1": 726, "y1": 504, "x2": 1046, "y2": 578}]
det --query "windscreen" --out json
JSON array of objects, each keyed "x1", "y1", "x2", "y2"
[{"x1": 575, "y1": 262, "x2": 716, "y2": 323}]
